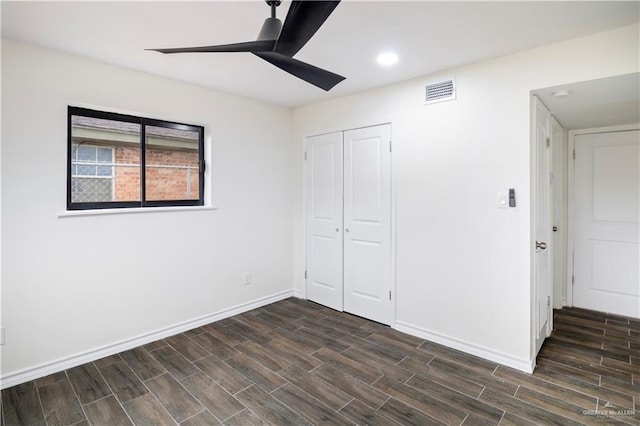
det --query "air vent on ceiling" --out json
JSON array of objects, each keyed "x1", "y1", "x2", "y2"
[{"x1": 425, "y1": 78, "x2": 456, "y2": 105}]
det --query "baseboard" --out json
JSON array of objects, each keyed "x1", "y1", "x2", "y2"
[
  {"x1": 395, "y1": 320, "x2": 534, "y2": 374},
  {"x1": 1, "y1": 290, "x2": 294, "y2": 389},
  {"x1": 293, "y1": 288, "x2": 305, "y2": 299}
]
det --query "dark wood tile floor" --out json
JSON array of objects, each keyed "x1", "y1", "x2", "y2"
[{"x1": 2, "y1": 299, "x2": 638, "y2": 425}]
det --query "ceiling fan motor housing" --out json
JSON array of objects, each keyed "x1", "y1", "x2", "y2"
[{"x1": 257, "y1": 17, "x2": 283, "y2": 41}]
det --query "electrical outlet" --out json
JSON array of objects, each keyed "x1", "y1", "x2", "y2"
[
  {"x1": 244, "y1": 273, "x2": 252, "y2": 285},
  {"x1": 1, "y1": 327, "x2": 5, "y2": 345}
]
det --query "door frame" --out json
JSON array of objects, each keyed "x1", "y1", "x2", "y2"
[
  {"x1": 303, "y1": 122, "x2": 396, "y2": 328},
  {"x1": 566, "y1": 123, "x2": 640, "y2": 308},
  {"x1": 531, "y1": 96, "x2": 554, "y2": 360},
  {"x1": 550, "y1": 117, "x2": 567, "y2": 310}
]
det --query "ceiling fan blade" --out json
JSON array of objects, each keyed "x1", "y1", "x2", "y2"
[
  {"x1": 254, "y1": 52, "x2": 344, "y2": 91},
  {"x1": 274, "y1": 1, "x2": 340, "y2": 57},
  {"x1": 147, "y1": 40, "x2": 276, "y2": 54}
]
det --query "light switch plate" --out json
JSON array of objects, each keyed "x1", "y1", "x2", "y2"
[{"x1": 497, "y1": 191, "x2": 509, "y2": 209}]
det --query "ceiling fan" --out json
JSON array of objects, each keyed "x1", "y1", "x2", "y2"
[{"x1": 147, "y1": 0, "x2": 345, "y2": 91}]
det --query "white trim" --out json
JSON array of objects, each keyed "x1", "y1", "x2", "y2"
[
  {"x1": 293, "y1": 288, "x2": 305, "y2": 299},
  {"x1": 301, "y1": 137, "x2": 308, "y2": 301},
  {"x1": 550, "y1": 116, "x2": 567, "y2": 311},
  {"x1": 569, "y1": 123, "x2": 640, "y2": 136},
  {"x1": 389, "y1": 123, "x2": 397, "y2": 329},
  {"x1": 57, "y1": 205, "x2": 218, "y2": 218},
  {"x1": 530, "y1": 95, "x2": 538, "y2": 364},
  {"x1": 567, "y1": 131, "x2": 576, "y2": 308},
  {"x1": 395, "y1": 321, "x2": 534, "y2": 374},
  {"x1": 530, "y1": 96, "x2": 553, "y2": 363},
  {"x1": 566, "y1": 123, "x2": 640, "y2": 309},
  {"x1": 0, "y1": 290, "x2": 293, "y2": 389}
]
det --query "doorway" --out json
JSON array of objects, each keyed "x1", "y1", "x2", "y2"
[
  {"x1": 531, "y1": 73, "x2": 640, "y2": 333},
  {"x1": 569, "y1": 127, "x2": 639, "y2": 317},
  {"x1": 305, "y1": 124, "x2": 394, "y2": 325}
]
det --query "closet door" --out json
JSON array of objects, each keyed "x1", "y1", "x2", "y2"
[
  {"x1": 305, "y1": 132, "x2": 344, "y2": 311},
  {"x1": 343, "y1": 124, "x2": 392, "y2": 325}
]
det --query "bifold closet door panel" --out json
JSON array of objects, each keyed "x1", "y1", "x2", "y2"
[
  {"x1": 343, "y1": 124, "x2": 392, "y2": 325},
  {"x1": 305, "y1": 132, "x2": 344, "y2": 311}
]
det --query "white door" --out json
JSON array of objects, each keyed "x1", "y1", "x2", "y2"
[
  {"x1": 551, "y1": 118, "x2": 566, "y2": 309},
  {"x1": 534, "y1": 99, "x2": 552, "y2": 353},
  {"x1": 343, "y1": 124, "x2": 392, "y2": 325},
  {"x1": 306, "y1": 132, "x2": 344, "y2": 311},
  {"x1": 573, "y1": 130, "x2": 639, "y2": 318}
]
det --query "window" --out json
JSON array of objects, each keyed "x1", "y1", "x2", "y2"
[
  {"x1": 68, "y1": 107, "x2": 204, "y2": 210},
  {"x1": 71, "y1": 145, "x2": 114, "y2": 202}
]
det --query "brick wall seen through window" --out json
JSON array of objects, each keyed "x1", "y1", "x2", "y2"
[{"x1": 68, "y1": 107, "x2": 204, "y2": 210}]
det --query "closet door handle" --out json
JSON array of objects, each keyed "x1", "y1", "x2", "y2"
[
  {"x1": 345, "y1": 228, "x2": 350, "y2": 232},
  {"x1": 335, "y1": 228, "x2": 340, "y2": 232}
]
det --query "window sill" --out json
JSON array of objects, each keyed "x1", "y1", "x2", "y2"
[{"x1": 57, "y1": 205, "x2": 218, "y2": 219}]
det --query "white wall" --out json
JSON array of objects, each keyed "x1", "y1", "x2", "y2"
[
  {"x1": 292, "y1": 24, "x2": 639, "y2": 371},
  {"x1": 1, "y1": 39, "x2": 295, "y2": 382},
  {"x1": 2, "y1": 23, "x2": 638, "y2": 383}
]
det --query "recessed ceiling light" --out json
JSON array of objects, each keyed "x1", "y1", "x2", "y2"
[
  {"x1": 552, "y1": 89, "x2": 570, "y2": 98},
  {"x1": 376, "y1": 52, "x2": 399, "y2": 66}
]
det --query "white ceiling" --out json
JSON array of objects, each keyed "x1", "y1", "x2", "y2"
[
  {"x1": 2, "y1": 1, "x2": 639, "y2": 108},
  {"x1": 533, "y1": 73, "x2": 640, "y2": 130}
]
